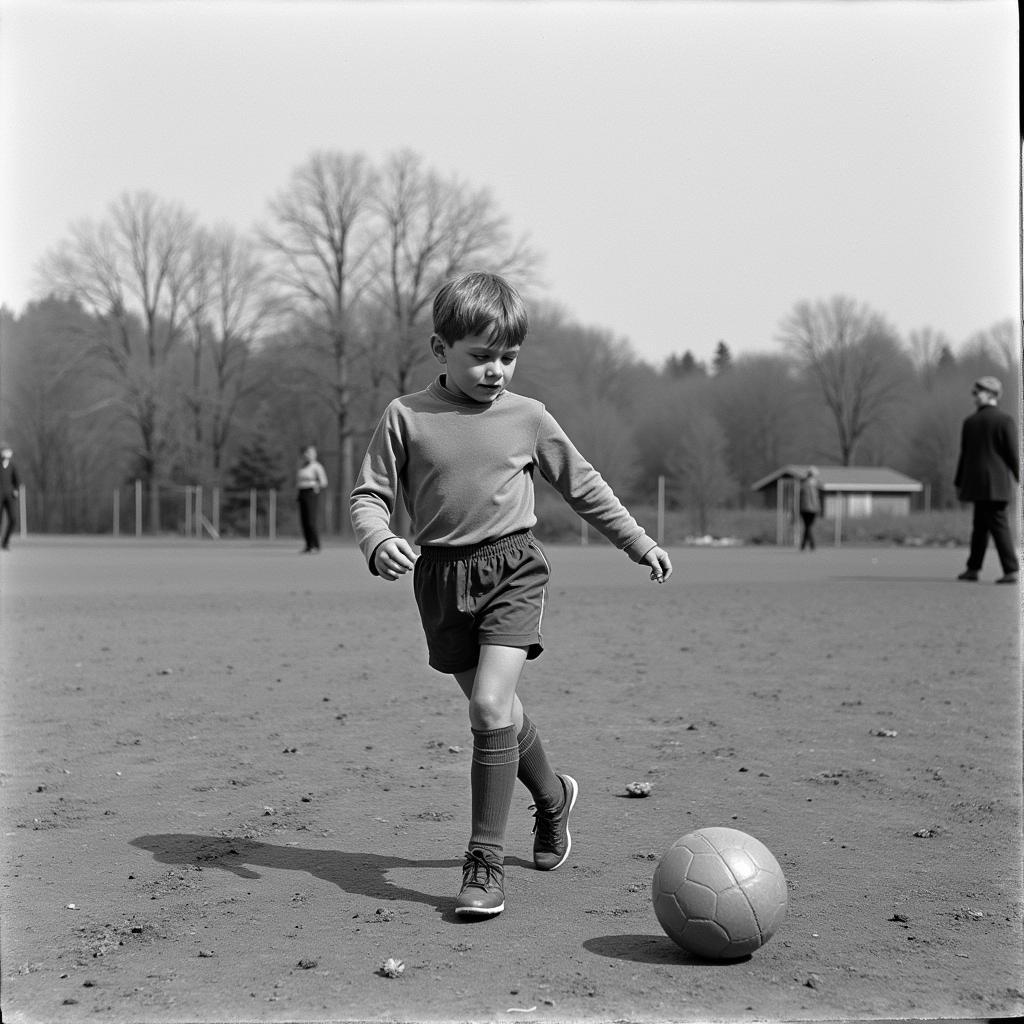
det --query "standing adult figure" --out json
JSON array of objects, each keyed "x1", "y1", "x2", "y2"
[
  {"x1": 0, "y1": 442, "x2": 20, "y2": 550},
  {"x1": 798, "y1": 466, "x2": 822, "y2": 551},
  {"x1": 954, "y1": 376, "x2": 1020, "y2": 583},
  {"x1": 296, "y1": 445, "x2": 328, "y2": 553}
]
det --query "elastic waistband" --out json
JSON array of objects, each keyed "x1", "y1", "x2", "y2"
[{"x1": 418, "y1": 529, "x2": 534, "y2": 563}]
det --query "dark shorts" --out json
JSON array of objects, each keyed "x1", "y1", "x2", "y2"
[{"x1": 413, "y1": 530, "x2": 550, "y2": 674}]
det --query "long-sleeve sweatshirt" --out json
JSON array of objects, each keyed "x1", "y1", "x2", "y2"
[
  {"x1": 350, "y1": 376, "x2": 657, "y2": 574},
  {"x1": 297, "y1": 460, "x2": 328, "y2": 492}
]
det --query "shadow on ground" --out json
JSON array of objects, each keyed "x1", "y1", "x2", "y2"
[
  {"x1": 132, "y1": 832, "x2": 466, "y2": 910},
  {"x1": 583, "y1": 934, "x2": 743, "y2": 966}
]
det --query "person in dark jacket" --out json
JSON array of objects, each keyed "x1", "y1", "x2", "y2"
[
  {"x1": 953, "y1": 376, "x2": 1020, "y2": 583},
  {"x1": 0, "y1": 442, "x2": 20, "y2": 550},
  {"x1": 798, "y1": 466, "x2": 822, "y2": 551}
]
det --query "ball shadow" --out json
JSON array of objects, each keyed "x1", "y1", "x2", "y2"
[{"x1": 583, "y1": 934, "x2": 751, "y2": 966}]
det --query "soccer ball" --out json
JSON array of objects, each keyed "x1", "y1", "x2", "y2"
[{"x1": 652, "y1": 826, "x2": 788, "y2": 959}]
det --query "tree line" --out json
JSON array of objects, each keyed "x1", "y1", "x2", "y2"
[{"x1": 0, "y1": 148, "x2": 1018, "y2": 536}]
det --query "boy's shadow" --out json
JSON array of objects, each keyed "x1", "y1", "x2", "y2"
[{"x1": 131, "y1": 834, "x2": 532, "y2": 923}]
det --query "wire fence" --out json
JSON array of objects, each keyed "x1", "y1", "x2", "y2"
[
  {"x1": 109, "y1": 482, "x2": 306, "y2": 539},
  {"x1": 8, "y1": 474, "x2": 967, "y2": 548},
  {"x1": 5, "y1": 483, "x2": 310, "y2": 541}
]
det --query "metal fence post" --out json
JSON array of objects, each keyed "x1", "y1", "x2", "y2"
[
  {"x1": 775, "y1": 478, "x2": 784, "y2": 546},
  {"x1": 657, "y1": 475, "x2": 666, "y2": 545}
]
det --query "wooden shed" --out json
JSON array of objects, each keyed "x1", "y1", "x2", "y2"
[{"x1": 751, "y1": 465, "x2": 924, "y2": 545}]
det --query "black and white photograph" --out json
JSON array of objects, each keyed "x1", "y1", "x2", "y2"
[{"x1": 1, "y1": 2, "x2": 1020, "y2": 1023}]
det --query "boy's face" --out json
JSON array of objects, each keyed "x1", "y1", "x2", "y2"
[{"x1": 432, "y1": 332, "x2": 520, "y2": 404}]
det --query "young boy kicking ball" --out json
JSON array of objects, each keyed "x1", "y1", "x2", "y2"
[{"x1": 350, "y1": 272, "x2": 672, "y2": 917}]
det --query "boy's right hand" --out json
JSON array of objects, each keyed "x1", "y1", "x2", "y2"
[{"x1": 374, "y1": 537, "x2": 418, "y2": 581}]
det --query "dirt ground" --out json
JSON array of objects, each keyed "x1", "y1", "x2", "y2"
[{"x1": 1, "y1": 537, "x2": 1021, "y2": 1024}]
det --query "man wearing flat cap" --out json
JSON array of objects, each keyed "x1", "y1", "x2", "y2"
[{"x1": 953, "y1": 376, "x2": 1020, "y2": 583}]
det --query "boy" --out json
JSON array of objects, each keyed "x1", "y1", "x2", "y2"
[{"x1": 350, "y1": 272, "x2": 672, "y2": 917}]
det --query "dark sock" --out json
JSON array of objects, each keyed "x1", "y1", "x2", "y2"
[
  {"x1": 469, "y1": 725, "x2": 519, "y2": 859},
  {"x1": 517, "y1": 713, "x2": 563, "y2": 812}
]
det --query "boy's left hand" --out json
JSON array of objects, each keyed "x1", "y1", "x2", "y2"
[{"x1": 644, "y1": 546, "x2": 672, "y2": 584}]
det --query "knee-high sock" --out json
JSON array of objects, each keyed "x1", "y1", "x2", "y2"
[
  {"x1": 469, "y1": 725, "x2": 519, "y2": 858},
  {"x1": 517, "y1": 713, "x2": 563, "y2": 811}
]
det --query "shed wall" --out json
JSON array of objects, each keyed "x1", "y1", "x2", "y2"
[{"x1": 823, "y1": 493, "x2": 912, "y2": 518}]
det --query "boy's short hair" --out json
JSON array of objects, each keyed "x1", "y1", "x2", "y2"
[{"x1": 432, "y1": 272, "x2": 528, "y2": 348}]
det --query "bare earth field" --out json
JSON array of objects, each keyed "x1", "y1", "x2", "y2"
[{"x1": 1, "y1": 538, "x2": 1021, "y2": 1024}]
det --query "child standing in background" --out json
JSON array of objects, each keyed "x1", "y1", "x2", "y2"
[
  {"x1": 296, "y1": 445, "x2": 328, "y2": 553},
  {"x1": 351, "y1": 272, "x2": 672, "y2": 917}
]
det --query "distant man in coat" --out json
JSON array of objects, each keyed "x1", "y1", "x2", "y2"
[
  {"x1": 0, "y1": 442, "x2": 20, "y2": 550},
  {"x1": 954, "y1": 376, "x2": 1020, "y2": 583},
  {"x1": 798, "y1": 466, "x2": 822, "y2": 551}
]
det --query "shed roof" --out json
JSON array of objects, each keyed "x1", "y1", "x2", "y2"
[{"x1": 751, "y1": 465, "x2": 923, "y2": 493}]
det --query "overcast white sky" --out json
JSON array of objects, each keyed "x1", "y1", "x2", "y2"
[{"x1": 0, "y1": 0, "x2": 1019, "y2": 366}]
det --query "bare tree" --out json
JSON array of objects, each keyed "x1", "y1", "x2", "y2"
[
  {"x1": 777, "y1": 296, "x2": 911, "y2": 465},
  {"x1": 0, "y1": 299, "x2": 126, "y2": 531},
  {"x1": 906, "y1": 381, "x2": 967, "y2": 508},
  {"x1": 38, "y1": 191, "x2": 197, "y2": 530},
  {"x1": 962, "y1": 319, "x2": 1020, "y2": 375},
  {"x1": 369, "y1": 149, "x2": 538, "y2": 397},
  {"x1": 666, "y1": 405, "x2": 736, "y2": 536},
  {"x1": 907, "y1": 326, "x2": 954, "y2": 391},
  {"x1": 182, "y1": 225, "x2": 279, "y2": 480},
  {"x1": 181, "y1": 230, "x2": 214, "y2": 456},
  {"x1": 711, "y1": 354, "x2": 803, "y2": 506},
  {"x1": 259, "y1": 151, "x2": 378, "y2": 531},
  {"x1": 515, "y1": 307, "x2": 641, "y2": 494}
]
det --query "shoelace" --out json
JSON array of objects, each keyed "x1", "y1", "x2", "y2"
[
  {"x1": 462, "y1": 849, "x2": 502, "y2": 889},
  {"x1": 529, "y1": 801, "x2": 563, "y2": 845}
]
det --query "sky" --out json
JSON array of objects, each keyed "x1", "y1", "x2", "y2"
[{"x1": 0, "y1": 0, "x2": 1019, "y2": 368}]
